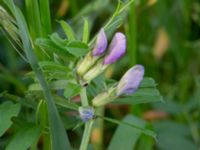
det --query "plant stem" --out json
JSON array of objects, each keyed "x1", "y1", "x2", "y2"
[
  {"x1": 80, "y1": 87, "x2": 89, "y2": 106},
  {"x1": 79, "y1": 87, "x2": 94, "y2": 150},
  {"x1": 79, "y1": 120, "x2": 94, "y2": 150},
  {"x1": 91, "y1": 107, "x2": 104, "y2": 150}
]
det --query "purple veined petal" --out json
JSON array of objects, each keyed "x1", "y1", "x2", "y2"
[
  {"x1": 92, "y1": 28, "x2": 108, "y2": 56},
  {"x1": 103, "y1": 32, "x2": 126, "y2": 64},
  {"x1": 117, "y1": 65, "x2": 144, "y2": 96}
]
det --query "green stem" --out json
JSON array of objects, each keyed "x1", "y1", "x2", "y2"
[
  {"x1": 91, "y1": 107, "x2": 104, "y2": 150},
  {"x1": 79, "y1": 87, "x2": 94, "y2": 150},
  {"x1": 79, "y1": 120, "x2": 94, "y2": 150},
  {"x1": 80, "y1": 87, "x2": 89, "y2": 106}
]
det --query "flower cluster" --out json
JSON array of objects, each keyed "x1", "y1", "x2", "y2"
[{"x1": 77, "y1": 29, "x2": 145, "y2": 121}]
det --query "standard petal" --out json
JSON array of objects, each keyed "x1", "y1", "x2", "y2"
[
  {"x1": 92, "y1": 28, "x2": 108, "y2": 56},
  {"x1": 103, "y1": 32, "x2": 126, "y2": 64}
]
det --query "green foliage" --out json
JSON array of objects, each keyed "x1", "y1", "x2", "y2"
[
  {"x1": 6, "y1": 124, "x2": 40, "y2": 150},
  {"x1": 154, "y1": 121, "x2": 197, "y2": 150},
  {"x1": 1, "y1": 0, "x2": 198, "y2": 149},
  {"x1": 3, "y1": 0, "x2": 71, "y2": 149},
  {"x1": 108, "y1": 115, "x2": 146, "y2": 150},
  {"x1": 0, "y1": 102, "x2": 20, "y2": 136},
  {"x1": 59, "y1": 20, "x2": 76, "y2": 41}
]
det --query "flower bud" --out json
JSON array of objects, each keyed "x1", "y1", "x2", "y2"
[
  {"x1": 92, "y1": 28, "x2": 107, "y2": 56},
  {"x1": 117, "y1": 65, "x2": 144, "y2": 96},
  {"x1": 78, "y1": 106, "x2": 95, "y2": 122},
  {"x1": 77, "y1": 28, "x2": 107, "y2": 76},
  {"x1": 82, "y1": 59, "x2": 108, "y2": 83},
  {"x1": 92, "y1": 87, "x2": 116, "y2": 107},
  {"x1": 76, "y1": 52, "x2": 98, "y2": 76},
  {"x1": 103, "y1": 32, "x2": 126, "y2": 64}
]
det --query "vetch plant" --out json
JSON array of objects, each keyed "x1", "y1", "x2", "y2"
[{"x1": 0, "y1": 0, "x2": 163, "y2": 150}]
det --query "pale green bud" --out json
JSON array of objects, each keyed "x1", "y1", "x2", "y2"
[
  {"x1": 92, "y1": 87, "x2": 116, "y2": 107},
  {"x1": 76, "y1": 52, "x2": 98, "y2": 76},
  {"x1": 82, "y1": 59, "x2": 108, "y2": 83}
]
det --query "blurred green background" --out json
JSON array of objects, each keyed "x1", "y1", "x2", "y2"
[{"x1": 0, "y1": 0, "x2": 200, "y2": 149}]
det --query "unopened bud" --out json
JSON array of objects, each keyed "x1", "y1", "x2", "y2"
[
  {"x1": 92, "y1": 87, "x2": 116, "y2": 107},
  {"x1": 79, "y1": 106, "x2": 95, "y2": 122},
  {"x1": 82, "y1": 59, "x2": 108, "y2": 83},
  {"x1": 103, "y1": 32, "x2": 126, "y2": 64},
  {"x1": 92, "y1": 28, "x2": 107, "y2": 56},
  {"x1": 77, "y1": 28, "x2": 107, "y2": 76},
  {"x1": 117, "y1": 65, "x2": 144, "y2": 96}
]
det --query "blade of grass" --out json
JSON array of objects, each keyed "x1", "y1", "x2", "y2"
[
  {"x1": 3, "y1": 1, "x2": 71, "y2": 149},
  {"x1": 38, "y1": 0, "x2": 51, "y2": 36},
  {"x1": 25, "y1": 0, "x2": 42, "y2": 39},
  {"x1": 126, "y1": 2, "x2": 137, "y2": 66}
]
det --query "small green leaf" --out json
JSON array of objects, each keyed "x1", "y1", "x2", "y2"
[
  {"x1": 0, "y1": 102, "x2": 21, "y2": 136},
  {"x1": 39, "y1": 61, "x2": 70, "y2": 72},
  {"x1": 114, "y1": 89, "x2": 163, "y2": 105},
  {"x1": 65, "y1": 41, "x2": 89, "y2": 57},
  {"x1": 54, "y1": 95, "x2": 79, "y2": 110},
  {"x1": 59, "y1": 20, "x2": 75, "y2": 40},
  {"x1": 50, "y1": 32, "x2": 68, "y2": 48},
  {"x1": 82, "y1": 18, "x2": 89, "y2": 43},
  {"x1": 29, "y1": 80, "x2": 69, "y2": 91},
  {"x1": 140, "y1": 77, "x2": 157, "y2": 88},
  {"x1": 6, "y1": 124, "x2": 40, "y2": 150},
  {"x1": 64, "y1": 82, "x2": 81, "y2": 98},
  {"x1": 35, "y1": 38, "x2": 71, "y2": 58}
]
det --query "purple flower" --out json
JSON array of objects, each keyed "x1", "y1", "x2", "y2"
[
  {"x1": 103, "y1": 32, "x2": 126, "y2": 64},
  {"x1": 92, "y1": 28, "x2": 108, "y2": 56},
  {"x1": 117, "y1": 65, "x2": 144, "y2": 96},
  {"x1": 78, "y1": 106, "x2": 94, "y2": 122}
]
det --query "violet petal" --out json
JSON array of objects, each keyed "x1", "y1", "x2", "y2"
[
  {"x1": 92, "y1": 28, "x2": 108, "y2": 56},
  {"x1": 103, "y1": 32, "x2": 126, "y2": 64},
  {"x1": 117, "y1": 65, "x2": 144, "y2": 96}
]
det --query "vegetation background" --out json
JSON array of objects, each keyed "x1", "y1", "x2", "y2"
[{"x1": 0, "y1": 0, "x2": 200, "y2": 150}]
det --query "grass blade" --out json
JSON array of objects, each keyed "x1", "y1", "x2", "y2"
[{"x1": 38, "y1": 0, "x2": 51, "y2": 36}]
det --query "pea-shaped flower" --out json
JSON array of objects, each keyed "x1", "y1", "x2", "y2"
[
  {"x1": 77, "y1": 28, "x2": 107, "y2": 76},
  {"x1": 103, "y1": 32, "x2": 126, "y2": 64},
  {"x1": 117, "y1": 65, "x2": 144, "y2": 96},
  {"x1": 92, "y1": 28, "x2": 107, "y2": 56},
  {"x1": 78, "y1": 106, "x2": 95, "y2": 122}
]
